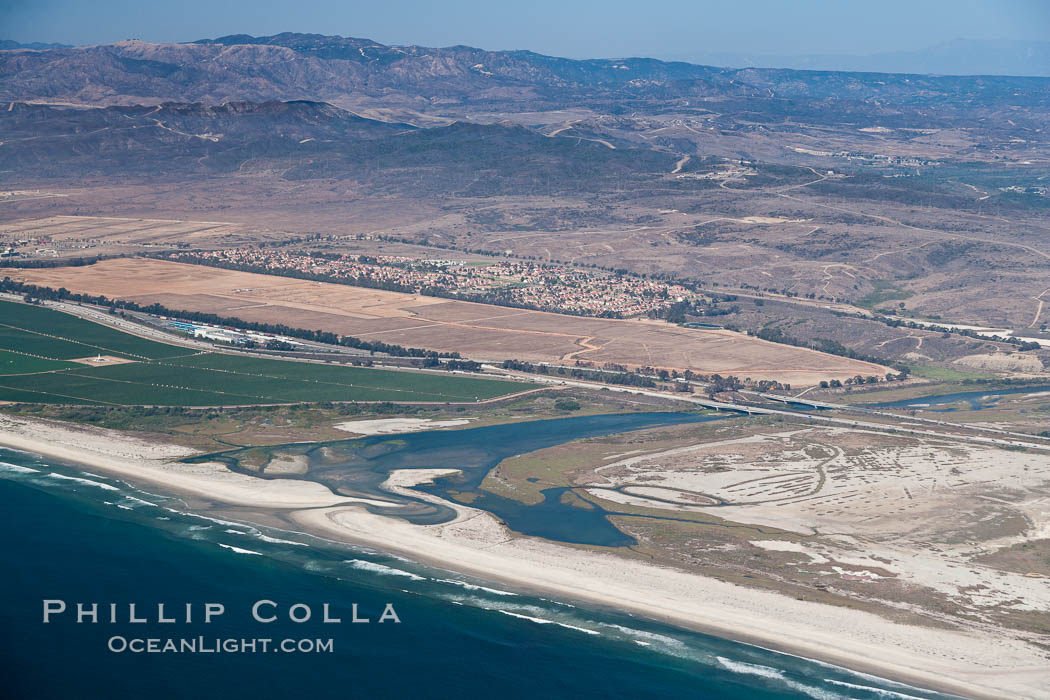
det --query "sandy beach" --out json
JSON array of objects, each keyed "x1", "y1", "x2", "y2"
[
  {"x1": 0, "y1": 416, "x2": 383, "y2": 510},
  {"x1": 2, "y1": 414, "x2": 1047, "y2": 699},
  {"x1": 333, "y1": 417, "x2": 473, "y2": 435}
]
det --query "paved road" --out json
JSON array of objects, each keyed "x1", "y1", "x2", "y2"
[
  {"x1": 9, "y1": 294, "x2": 374, "y2": 360},
  {"x1": 748, "y1": 389, "x2": 1050, "y2": 445},
  {"x1": 491, "y1": 368, "x2": 1050, "y2": 453},
  {"x1": 7, "y1": 296, "x2": 536, "y2": 386},
  {"x1": 10, "y1": 294, "x2": 1050, "y2": 451}
]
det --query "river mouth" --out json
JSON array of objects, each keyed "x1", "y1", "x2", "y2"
[
  {"x1": 0, "y1": 449, "x2": 956, "y2": 700},
  {"x1": 183, "y1": 412, "x2": 728, "y2": 547}
]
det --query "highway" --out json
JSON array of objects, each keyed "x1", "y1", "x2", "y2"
[
  {"x1": 490, "y1": 368, "x2": 1050, "y2": 453},
  {"x1": 747, "y1": 389, "x2": 1050, "y2": 445},
  {"x1": 9, "y1": 293, "x2": 1050, "y2": 451},
  {"x1": 5, "y1": 293, "x2": 379, "y2": 360}
]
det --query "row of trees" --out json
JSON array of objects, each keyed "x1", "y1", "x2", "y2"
[
  {"x1": 501, "y1": 360, "x2": 657, "y2": 388},
  {"x1": 751, "y1": 326, "x2": 907, "y2": 372},
  {"x1": 2, "y1": 277, "x2": 457, "y2": 359},
  {"x1": 418, "y1": 357, "x2": 482, "y2": 372},
  {"x1": 0, "y1": 253, "x2": 128, "y2": 268},
  {"x1": 876, "y1": 313, "x2": 1042, "y2": 351},
  {"x1": 818, "y1": 374, "x2": 905, "y2": 390}
]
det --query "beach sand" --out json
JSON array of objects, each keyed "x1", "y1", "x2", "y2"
[
  {"x1": 333, "y1": 418, "x2": 473, "y2": 435},
  {"x1": 0, "y1": 416, "x2": 382, "y2": 510},
  {"x1": 2, "y1": 414, "x2": 1047, "y2": 699}
]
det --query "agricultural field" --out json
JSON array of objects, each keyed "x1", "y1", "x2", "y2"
[
  {"x1": 0, "y1": 300, "x2": 534, "y2": 406},
  {"x1": 0, "y1": 215, "x2": 285, "y2": 261},
  {"x1": 14, "y1": 259, "x2": 891, "y2": 385},
  {"x1": 0, "y1": 349, "x2": 78, "y2": 375},
  {"x1": 0, "y1": 298, "x2": 188, "y2": 360}
]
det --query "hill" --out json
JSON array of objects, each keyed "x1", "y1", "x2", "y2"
[
  {"x1": 0, "y1": 100, "x2": 673, "y2": 193},
  {"x1": 2, "y1": 32, "x2": 1048, "y2": 349},
  {"x1": 3, "y1": 33, "x2": 1050, "y2": 114}
]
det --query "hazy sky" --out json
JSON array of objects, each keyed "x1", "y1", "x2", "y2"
[{"x1": 3, "y1": 0, "x2": 1048, "y2": 59}]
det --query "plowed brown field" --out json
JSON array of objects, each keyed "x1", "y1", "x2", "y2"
[{"x1": 16, "y1": 259, "x2": 891, "y2": 385}]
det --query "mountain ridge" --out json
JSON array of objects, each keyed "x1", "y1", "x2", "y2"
[
  {"x1": 0, "y1": 99, "x2": 673, "y2": 194},
  {"x1": 4, "y1": 32, "x2": 1050, "y2": 113}
]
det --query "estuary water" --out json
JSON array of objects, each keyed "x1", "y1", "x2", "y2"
[
  {"x1": 187, "y1": 412, "x2": 728, "y2": 546},
  {"x1": 868, "y1": 384, "x2": 1050, "y2": 411},
  {"x1": 0, "y1": 446, "x2": 959, "y2": 700}
]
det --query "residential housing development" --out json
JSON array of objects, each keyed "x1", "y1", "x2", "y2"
[{"x1": 171, "y1": 249, "x2": 701, "y2": 318}]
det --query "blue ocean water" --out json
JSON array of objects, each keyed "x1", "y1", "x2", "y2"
[{"x1": 0, "y1": 449, "x2": 958, "y2": 700}]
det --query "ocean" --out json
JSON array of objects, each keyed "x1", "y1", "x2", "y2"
[{"x1": 0, "y1": 448, "x2": 957, "y2": 700}]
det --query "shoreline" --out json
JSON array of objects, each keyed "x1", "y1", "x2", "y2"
[
  {"x1": 282, "y1": 505, "x2": 1023, "y2": 700},
  {"x1": 2, "y1": 416, "x2": 1047, "y2": 699}
]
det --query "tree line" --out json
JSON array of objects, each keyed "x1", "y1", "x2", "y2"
[
  {"x1": 874, "y1": 313, "x2": 1042, "y2": 351},
  {"x1": 501, "y1": 359, "x2": 657, "y2": 388},
  {"x1": 750, "y1": 326, "x2": 909, "y2": 374},
  {"x1": 2, "y1": 277, "x2": 457, "y2": 359}
]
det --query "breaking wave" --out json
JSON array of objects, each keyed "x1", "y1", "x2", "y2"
[{"x1": 344, "y1": 559, "x2": 425, "y2": 580}]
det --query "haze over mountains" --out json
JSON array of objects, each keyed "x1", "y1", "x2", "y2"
[
  {"x1": 5, "y1": 36, "x2": 1049, "y2": 77},
  {"x1": 3, "y1": 32, "x2": 1050, "y2": 115},
  {"x1": 2, "y1": 32, "x2": 1049, "y2": 336},
  {"x1": 0, "y1": 40, "x2": 72, "y2": 51},
  {"x1": 2, "y1": 32, "x2": 1048, "y2": 187},
  {"x1": 674, "y1": 39, "x2": 1050, "y2": 78}
]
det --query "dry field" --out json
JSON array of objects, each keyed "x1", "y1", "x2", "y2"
[
  {"x1": 0, "y1": 215, "x2": 292, "y2": 258},
  {"x1": 4, "y1": 173, "x2": 1048, "y2": 333},
  {"x1": 0, "y1": 179, "x2": 445, "y2": 248},
  {"x1": 15, "y1": 258, "x2": 888, "y2": 385},
  {"x1": 1, "y1": 215, "x2": 240, "y2": 242}
]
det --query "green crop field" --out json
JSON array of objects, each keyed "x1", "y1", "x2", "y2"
[
  {"x1": 0, "y1": 300, "x2": 535, "y2": 406},
  {"x1": 0, "y1": 299, "x2": 189, "y2": 359},
  {"x1": 0, "y1": 326, "x2": 108, "y2": 360},
  {"x1": 0, "y1": 349, "x2": 79, "y2": 375},
  {"x1": 164, "y1": 353, "x2": 521, "y2": 400}
]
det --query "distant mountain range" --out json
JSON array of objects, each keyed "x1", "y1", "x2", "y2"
[
  {"x1": 6, "y1": 36, "x2": 1049, "y2": 77},
  {"x1": 0, "y1": 40, "x2": 72, "y2": 50},
  {"x1": 2, "y1": 32, "x2": 1049, "y2": 115},
  {"x1": 3, "y1": 32, "x2": 1048, "y2": 194},
  {"x1": 672, "y1": 39, "x2": 1050, "y2": 78}
]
